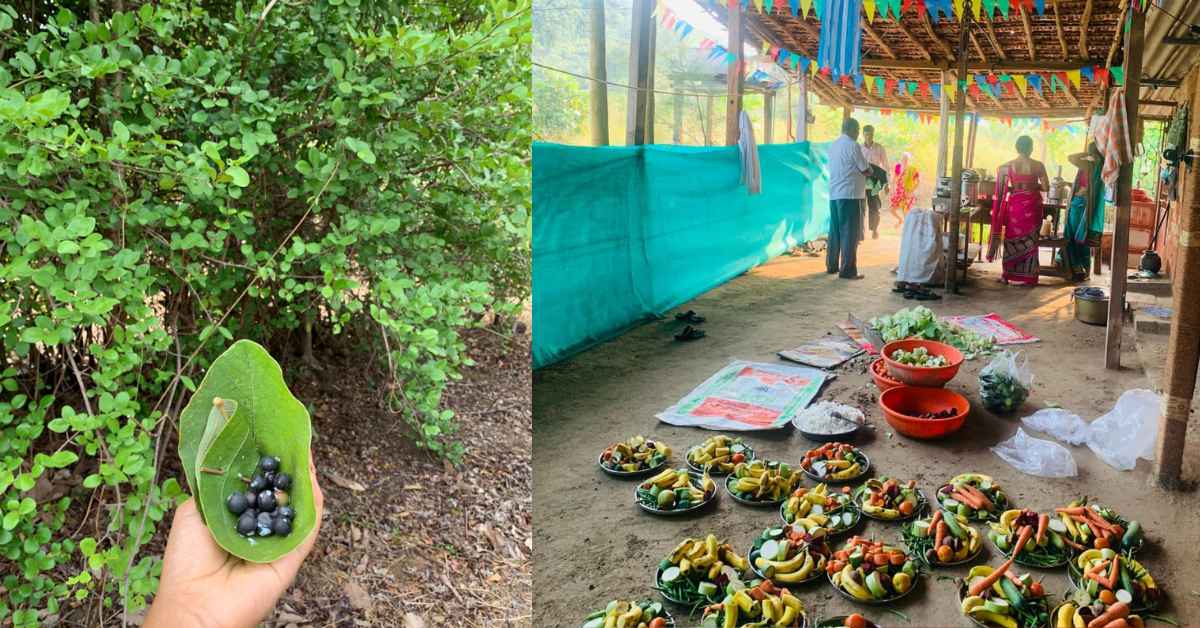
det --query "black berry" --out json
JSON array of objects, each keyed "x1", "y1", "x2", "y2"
[
  {"x1": 257, "y1": 489, "x2": 277, "y2": 512},
  {"x1": 248, "y1": 473, "x2": 268, "y2": 492},
  {"x1": 277, "y1": 505, "x2": 295, "y2": 519},
  {"x1": 272, "y1": 516, "x2": 292, "y2": 536},
  {"x1": 259, "y1": 456, "x2": 280, "y2": 473},
  {"x1": 273, "y1": 472, "x2": 292, "y2": 490},
  {"x1": 237, "y1": 512, "x2": 256, "y2": 535},
  {"x1": 255, "y1": 512, "x2": 274, "y2": 536},
  {"x1": 243, "y1": 490, "x2": 258, "y2": 509},
  {"x1": 264, "y1": 470, "x2": 276, "y2": 484},
  {"x1": 226, "y1": 492, "x2": 248, "y2": 515}
]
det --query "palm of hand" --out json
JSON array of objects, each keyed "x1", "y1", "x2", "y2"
[{"x1": 145, "y1": 463, "x2": 323, "y2": 628}]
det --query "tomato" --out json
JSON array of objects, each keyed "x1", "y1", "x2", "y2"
[{"x1": 845, "y1": 613, "x2": 868, "y2": 628}]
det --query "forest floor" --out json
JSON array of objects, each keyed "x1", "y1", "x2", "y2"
[{"x1": 533, "y1": 234, "x2": 1200, "y2": 627}]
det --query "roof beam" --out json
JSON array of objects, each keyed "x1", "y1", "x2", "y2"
[
  {"x1": 978, "y1": 12, "x2": 1008, "y2": 62},
  {"x1": 917, "y1": 8, "x2": 955, "y2": 62},
  {"x1": 1078, "y1": 0, "x2": 1094, "y2": 59},
  {"x1": 893, "y1": 18, "x2": 933, "y2": 61},
  {"x1": 969, "y1": 31, "x2": 989, "y2": 63},
  {"x1": 861, "y1": 17, "x2": 898, "y2": 60},
  {"x1": 1050, "y1": 0, "x2": 1069, "y2": 59},
  {"x1": 861, "y1": 57, "x2": 1102, "y2": 71},
  {"x1": 1019, "y1": 5, "x2": 1037, "y2": 62}
]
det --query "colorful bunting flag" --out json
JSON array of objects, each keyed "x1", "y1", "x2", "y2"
[
  {"x1": 1080, "y1": 65, "x2": 1095, "y2": 84},
  {"x1": 931, "y1": 82, "x2": 942, "y2": 101},
  {"x1": 1027, "y1": 73, "x2": 1042, "y2": 94},
  {"x1": 753, "y1": 0, "x2": 764, "y2": 12},
  {"x1": 800, "y1": 0, "x2": 812, "y2": 17},
  {"x1": 790, "y1": 0, "x2": 800, "y2": 15},
  {"x1": 1111, "y1": 66, "x2": 1125, "y2": 86},
  {"x1": 1012, "y1": 74, "x2": 1027, "y2": 95},
  {"x1": 1034, "y1": 0, "x2": 1044, "y2": 14},
  {"x1": 1066, "y1": 69, "x2": 1081, "y2": 88},
  {"x1": 865, "y1": 0, "x2": 877, "y2": 20}
]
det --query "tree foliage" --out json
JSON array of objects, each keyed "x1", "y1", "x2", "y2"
[{"x1": 0, "y1": 0, "x2": 530, "y2": 623}]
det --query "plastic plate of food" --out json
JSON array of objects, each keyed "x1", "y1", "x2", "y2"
[
  {"x1": 685, "y1": 435, "x2": 755, "y2": 476},
  {"x1": 826, "y1": 537, "x2": 920, "y2": 605},
  {"x1": 800, "y1": 442, "x2": 870, "y2": 484},
  {"x1": 902, "y1": 509, "x2": 983, "y2": 567},
  {"x1": 852, "y1": 477, "x2": 925, "y2": 522},
  {"x1": 725, "y1": 460, "x2": 802, "y2": 507},
  {"x1": 598, "y1": 435, "x2": 671, "y2": 478},
  {"x1": 581, "y1": 599, "x2": 675, "y2": 628},
  {"x1": 780, "y1": 483, "x2": 861, "y2": 537},
  {"x1": 653, "y1": 534, "x2": 748, "y2": 607},
  {"x1": 746, "y1": 525, "x2": 830, "y2": 585},
  {"x1": 635, "y1": 468, "x2": 717, "y2": 516},
  {"x1": 958, "y1": 565, "x2": 1051, "y2": 628},
  {"x1": 987, "y1": 509, "x2": 1071, "y2": 568}
]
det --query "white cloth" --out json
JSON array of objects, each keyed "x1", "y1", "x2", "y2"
[
  {"x1": 896, "y1": 209, "x2": 941, "y2": 284},
  {"x1": 828, "y1": 134, "x2": 870, "y2": 200},
  {"x1": 862, "y1": 141, "x2": 889, "y2": 174},
  {"x1": 738, "y1": 110, "x2": 761, "y2": 195}
]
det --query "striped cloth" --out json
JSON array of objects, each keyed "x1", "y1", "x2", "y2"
[
  {"x1": 1091, "y1": 88, "x2": 1132, "y2": 188},
  {"x1": 817, "y1": 0, "x2": 863, "y2": 80}
]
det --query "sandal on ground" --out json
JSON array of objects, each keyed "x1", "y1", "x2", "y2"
[
  {"x1": 892, "y1": 283, "x2": 909, "y2": 293},
  {"x1": 674, "y1": 325, "x2": 706, "y2": 342},
  {"x1": 674, "y1": 310, "x2": 706, "y2": 324}
]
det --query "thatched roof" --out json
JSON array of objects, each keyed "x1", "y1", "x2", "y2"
[{"x1": 707, "y1": 0, "x2": 1128, "y2": 117}]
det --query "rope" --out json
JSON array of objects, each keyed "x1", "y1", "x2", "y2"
[{"x1": 533, "y1": 61, "x2": 793, "y2": 97}]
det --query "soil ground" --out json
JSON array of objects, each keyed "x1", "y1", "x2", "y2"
[{"x1": 533, "y1": 234, "x2": 1200, "y2": 627}]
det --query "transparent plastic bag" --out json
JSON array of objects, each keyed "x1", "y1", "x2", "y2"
[
  {"x1": 990, "y1": 428, "x2": 1078, "y2": 477},
  {"x1": 1086, "y1": 389, "x2": 1160, "y2": 471},
  {"x1": 978, "y1": 351, "x2": 1033, "y2": 414},
  {"x1": 1021, "y1": 408, "x2": 1089, "y2": 446}
]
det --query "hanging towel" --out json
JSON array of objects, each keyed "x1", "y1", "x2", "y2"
[
  {"x1": 738, "y1": 110, "x2": 762, "y2": 195},
  {"x1": 817, "y1": 0, "x2": 864, "y2": 80},
  {"x1": 1091, "y1": 88, "x2": 1132, "y2": 188}
]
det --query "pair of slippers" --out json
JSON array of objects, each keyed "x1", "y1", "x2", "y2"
[
  {"x1": 892, "y1": 284, "x2": 942, "y2": 301},
  {"x1": 673, "y1": 310, "x2": 706, "y2": 341}
]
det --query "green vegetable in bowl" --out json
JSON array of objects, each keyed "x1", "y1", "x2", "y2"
[{"x1": 890, "y1": 346, "x2": 948, "y2": 367}]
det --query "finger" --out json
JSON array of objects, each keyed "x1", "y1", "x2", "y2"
[
  {"x1": 267, "y1": 460, "x2": 324, "y2": 582},
  {"x1": 162, "y1": 497, "x2": 228, "y2": 576}
]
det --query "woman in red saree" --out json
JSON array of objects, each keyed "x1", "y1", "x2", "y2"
[{"x1": 988, "y1": 136, "x2": 1050, "y2": 285}]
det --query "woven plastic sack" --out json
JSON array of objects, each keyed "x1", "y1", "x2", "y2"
[
  {"x1": 979, "y1": 351, "x2": 1032, "y2": 414},
  {"x1": 991, "y1": 428, "x2": 1077, "y2": 478}
]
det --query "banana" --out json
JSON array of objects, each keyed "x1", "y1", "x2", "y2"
[
  {"x1": 839, "y1": 564, "x2": 873, "y2": 601},
  {"x1": 970, "y1": 610, "x2": 1017, "y2": 628},
  {"x1": 722, "y1": 546, "x2": 748, "y2": 571},
  {"x1": 775, "y1": 552, "x2": 814, "y2": 583},
  {"x1": 1055, "y1": 603, "x2": 1077, "y2": 628},
  {"x1": 733, "y1": 590, "x2": 755, "y2": 614},
  {"x1": 723, "y1": 602, "x2": 739, "y2": 628},
  {"x1": 833, "y1": 462, "x2": 860, "y2": 480},
  {"x1": 670, "y1": 539, "x2": 693, "y2": 563},
  {"x1": 708, "y1": 561, "x2": 722, "y2": 581},
  {"x1": 615, "y1": 606, "x2": 641, "y2": 628}
]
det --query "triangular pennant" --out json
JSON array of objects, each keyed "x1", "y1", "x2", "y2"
[
  {"x1": 1012, "y1": 73, "x2": 1027, "y2": 95},
  {"x1": 726, "y1": 52, "x2": 737, "y2": 65},
  {"x1": 908, "y1": 81, "x2": 918, "y2": 96},
  {"x1": 853, "y1": 74, "x2": 864, "y2": 89},
  {"x1": 681, "y1": 23, "x2": 693, "y2": 39},
  {"x1": 1095, "y1": 66, "x2": 1110, "y2": 86},
  {"x1": 800, "y1": 0, "x2": 812, "y2": 17},
  {"x1": 1028, "y1": 73, "x2": 1042, "y2": 94},
  {"x1": 1034, "y1": 0, "x2": 1044, "y2": 13},
  {"x1": 1111, "y1": 66, "x2": 1125, "y2": 85},
  {"x1": 775, "y1": 0, "x2": 789, "y2": 13},
  {"x1": 1080, "y1": 65, "x2": 1095, "y2": 83},
  {"x1": 790, "y1": 0, "x2": 800, "y2": 15},
  {"x1": 885, "y1": 78, "x2": 897, "y2": 95},
  {"x1": 973, "y1": 0, "x2": 982, "y2": 19},
  {"x1": 753, "y1": 0, "x2": 764, "y2": 12},
  {"x1": 814, "y1": 0, "x2": 824, "y2": 19},
  {"x1": 931, "y1": 82, "x2": 942, "y2": 101},
  {"x1": 1066, "y1": 69, "x2": 1081, "y2": 88},
  {"x1": 999, "y1": 0, "x2": 1011, "y2": 16},
  {"x1": 865, "y1": 0, "x2": 877, "y2": 20},
  {"x1": 952, "y1": 0, "x2": 965, "y2": 18}
]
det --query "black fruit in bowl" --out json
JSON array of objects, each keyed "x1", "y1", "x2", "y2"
[{"x1": 228, "y1": 454, "x2": 296, "y2": 537}]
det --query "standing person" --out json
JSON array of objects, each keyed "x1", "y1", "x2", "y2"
[
  {"x1": 861, "y1": 125, "x2": 889, "y2": 239},
  {"x1": 988, "y1": 135, "x2": 1050, "y2": 286},
  {"x1": 826, "y1": 117, "x2": 872, "y2": 279},
  {"x1": 888, "y1": 153, "x2": 920, "y2": 226},
  {"x1": 1059, "y1": 141, "x2": 1105, "y2": 280}
]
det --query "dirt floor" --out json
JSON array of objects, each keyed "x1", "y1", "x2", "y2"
[{"x1": 533, "y1": 234, "x2": 1200, "y2": 627}]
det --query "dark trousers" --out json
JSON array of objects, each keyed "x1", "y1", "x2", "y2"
[
  {"x1": 863, "y1": 193, "x2": 881, "y2": 239},
  {"x1": 827, "y1": 198, "x2": 862, "y2": 278}
]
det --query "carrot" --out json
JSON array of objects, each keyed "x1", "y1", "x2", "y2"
[
  {"x1": 1036, "y1": 514, "x2": 1049, "y2": 546},
  {"x1": 888, "y1": 550, "x2": 906, "y2": 566},
  {"x1": 934, "y1": 520, "x2": 947, "y2": 549},
  {"x1": 1106, "y1": 556, "x2": 1120, "y2": 589},
  {"x1": 1056, "y1": 506, "x2": 1086, "y2": 516},
  {"x1": 964, "y1": 484, "x2": 994, "y2": 510},
  {"x1": 1003, "y1": 570, "x2": 1023, "y2": 585},
  {"x1": 760, "y1": 580, "x2": 779, "y2": 595},
  {"x1": 1062, "y1": 537, "x2": 1087, "y2": 551},
  {"x1": 1086, "y1": 601, "x2": 1129, "y2": 628},
  {"x1": 968, "y1": 556, "x2": 1015, "y2": 597},
  {"x1": 952, "y1": 489, "x2": 981, "y2": 509},
  {"x1": 871, "y1": 552, "x2": 890, "y2": 566},
  {"x1": 1011, "y1": 525, "x2": 1035, "y2": 557},
  {"x1": 929, "y1": 511, "x2": 944, "y2": 534},
  {"x1": 1104, "y1": 620, "x2": 1130, "y2": 628}
]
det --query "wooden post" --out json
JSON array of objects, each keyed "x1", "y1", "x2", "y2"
[
  {"x1": 842, "y1": 105, "x2": 852, "y2": 122},
  {"x1": 625, "y1": 0, "x2": 653, "y2": 145},
  {"x1": 765, "y1": 92, "x2": 775, "y2": 144},
  {"x1": 796, "y1": 74, "x2": 809, "y2": 142},
  {"x1": 672, "y1": 93, "x2": 684, "y2": 144},
  {"x1": 588, "y1": 0, "x2": 609, "y2": 146},
  {"x1": 946, "y1": 0, "x2": 973, "y2": 294},
  {"x1": 645, "y1": 22, "x2": 657, "y2": 144},
  {"x1": 1154, "y1": 87, "x2": 1199, "y2": 489},
  {"x1": 786, "y1": 82, "x2": 793, "y2": 140},
  {"x1": 1105, "y1": 5, "x2": 1145, "y2": 369},
  {"x1": 936, "y1": 69, "x2": 951, "y2": 177},
  {"x1": 705, "y1": 94, "x2": 714, "y2": 146},
  {"x1": 965, "y1": 113, "x2": 980, "y2": 168},
  {"x1": 724, "y1": 3, "x2": 744, "y2": 146}
]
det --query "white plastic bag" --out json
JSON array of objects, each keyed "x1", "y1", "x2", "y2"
[
  {"x1": 991, "y1": 428, "x2": 1078, "y2": 477},
  {"x1": 1021, "y1": 408, "x2": 1089, "y2": 445},
  {"x1": 1086, "y1": 389, "x2": 1161, "y2": 471},
  {"x1": 978, "y1": 351, "x2": 1033, "y2": 414}
]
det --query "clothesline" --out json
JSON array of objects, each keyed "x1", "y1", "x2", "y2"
[{"x1": 532, "y1": 61, "x2": 800, "y2": 98}]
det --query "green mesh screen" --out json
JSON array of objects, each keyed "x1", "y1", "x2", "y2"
[{"x1": 533, "y1": 141, "x2": 830, "y2": 368}]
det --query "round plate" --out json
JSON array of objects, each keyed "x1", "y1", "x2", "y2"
[
  {"x1": 801, "y1": 450, "x2": 870, "y2": 484},
  {"x1": 746, "y1": 545, "x2": 827, "y2": 584},
  {"x1": 779, "y1": 502, "x2": 862, "y2": 537},
  {"x1": 934, "y1": 484, "x2": 1009, "y2": 522},
  {"x1": 917, "y1": 530, "x2": 985, "y2": 568},
  {"x1": 957, "y1": 581, "x2": 1049, "y2": 628},
  {"x1": 988, "y1": 533, "x2": 1069, "y2": 568},
  {"x1": 1067, "y1": 558, "x2": 1161, "y2": 612},
  {"x1": 814, "y1": 617, "x2": 881, "y2": 628},
  {"x1": 827, "y1": 569, "x2": 918, "y2": 606},
  {"x1": 684, "y1": 442, "x2": 756, "y2": 476},
  {"x1": 725, "y1": 473, "x2": 788, "y2": 507},
  {"x1": 654, "y1": 566, "x2": 718, "y2": 608},
  {"x1": 852, "y1": 485, "x2": 927, "y2": 522},
  {"x1": 582, "y1": 605, "x2": 676, "y2": 628},
  {"x1": 598, "y1": 450, "x2": 669, "y2": 478},
  {"x1": 635, "y1": 473, "x2": 717, "y2": 517}
]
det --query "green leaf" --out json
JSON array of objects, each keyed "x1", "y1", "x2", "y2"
[
  {"x1": 112, "y1": 121, "x2": 130, "y2": 144},
  {"x1": 226, "y1": 166, "x2": 249, "y2": 187},
  {"x1": 177, "y1": 340, "x2": 314, "y2": 563},
  {"x1": 2, "y1": 512, "x2": 18, "y2": 530},
  {"x1": 45, "y1": 451, "x2": 78, "y2": 468}
]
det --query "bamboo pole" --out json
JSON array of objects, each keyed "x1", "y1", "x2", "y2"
[
  {"x1": 705, "y1": 94, "x2": 714, "y2": 146},
  {"x1": 937, "y1": 70, "x2": 950, "y2": 177},
  {"x1": 966, "y1": 113, "x2": 979, "y2": 168},
  {"x1": 796, "y1": 74, "x2": 808, "y2": 142},
  {"x1": 625, "y1": 0, "x2": 653, "y2": 145},
  {"x1": 672, "y1": 93, "x2": 683, "y2": 144},
  {"x1": 724, "y1": 3, "x2": 744, "y2": 146},
  {"x1": 764, "y1": 91, "x2": 775, "y2": 144},
  {"x1": 1105, "y1": 6, "x2": 1145, "y2": 369},
  {"x1": 588, "y1": 0, "x2": 609, "y2": 146},
  {"x1": 786, "y1": 82, "x2": 793, "y2": 140},
  {"x1": 946, "y1": 0, "x2": 972, "y2": 294},
  {"x1": 645, "y1": 23, "x2": 657, "y2": 144}
]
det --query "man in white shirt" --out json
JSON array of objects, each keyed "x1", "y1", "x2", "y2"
[
  {"x1": 861, "y1": 125, "x2": 889, "y2": 240},
  {"x1": 826, "y1": 118, "x2": 872, "y2": 279}
]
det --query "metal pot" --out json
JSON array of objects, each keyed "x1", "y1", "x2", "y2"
[
  {"x1": 936, "y1": 176, "x2": 953, "y2": 198},
  {"x1": 961, "y1": 170, "x2": 979, "y2": 204},
  {"x1": 1072, "y1": 288, "x2": 1109, "y2": 325},
  {"x1": 1139, "y1": 250, "x2": 1162, "y2": 274}
]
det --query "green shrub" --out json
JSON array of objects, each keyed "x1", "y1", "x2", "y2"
[{"x1": 0, "y1": 0, "x2": 530, "y2": 622}]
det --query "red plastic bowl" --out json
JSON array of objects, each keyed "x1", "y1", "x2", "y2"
[
  {"x1": 870, "y1": 358, "x2": 903, "y2": 391},
  {"x1": 878, "y1": 385, "x2": 969, "y2": 439},
  {"x1": 881, "y1": 339, "x2": 964, "y2": 387}
]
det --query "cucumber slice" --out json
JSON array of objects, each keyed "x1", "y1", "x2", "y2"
[
  {"x1": 644, "y1": 601, "x2": 663, "y2": 616},
  {"x1": 698, "y1": 581, "x2": 718, "y2": 596},
  {"x1": 943, "y1": 498, "x2": 960, "y2": 508},
  {"x1": 1048, "y1": 519, "x2": 1068, "y2": 533},
  {"x1": 661, "y1": 566, "x2": 681, "y2": 583},
  {"x1": 582, "y1": 618, "x2": 604, "y2": 628},
  {"x1": 767, "y1": 528, "x2": 784, "y2": 538},
  {"x1": 731, "y1": 444, "x2": 745, "y2": 454},
  {"x1": 811, "y1": 503, "x2": 825, "y2": 515},
  {"x1": 606, "y1": 600, "x2": 619, "y2": 612},
  {"x1": 761, "y1": 540, "x2": 780, "y2": 562},
  {"x1": 1115, "y1": 589, "x2": 1133, "y2": 605}
]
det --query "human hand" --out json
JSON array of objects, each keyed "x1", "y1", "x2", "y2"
[{"x1": 144, "y1": 460, "x2": 324, "y2": 628}]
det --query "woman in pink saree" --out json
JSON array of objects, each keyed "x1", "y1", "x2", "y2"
[{"x1": 988, "y1": 136, "x2": 1049, "y2": 285}]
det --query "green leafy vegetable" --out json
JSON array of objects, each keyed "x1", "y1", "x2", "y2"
[
  {"x1": 870, "y1": 307, "x2": 996, "y2": 359},
  {"x1": 178, "y1": 340, "x2": 314, "y2": 563}
]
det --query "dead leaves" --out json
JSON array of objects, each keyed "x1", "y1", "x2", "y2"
[
  {"x1": 343, "y1": 579, "x2": 373, "y2": 612},
  {"x1": 328, "y1": 471, "x2": 367, "y2": 492}
]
